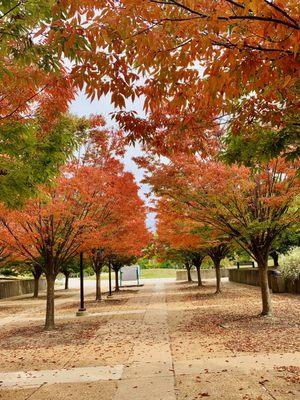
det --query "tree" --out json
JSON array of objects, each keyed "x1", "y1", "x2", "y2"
[
  {"x1": 60, "y1": 258, "x2": 80, "y2": 290},
  {"x1": 206, "y1": 244, "x2": 231, "y2": 294},
  {"x1": 78, "y1": 124, "x2": 149, "y2": 299},
  {"x1": 0, "y1": 157, "x2": 128, "y2": 329},
  {"x1": 0, "y1": 1, "x2": 59, "y2": 74},
  {"x1": 105, "y1": 189, "x2": 150, "y2": 292},
  {"x1": 155, "y1": 197, "x2": 232, "y2": 291},
  {"x1": 31, "y1": 263, "x2": 43, "y2": 298},
  {"x1": 2, "y1": 1, "x2": 299, "y2": 164},
  {"x1": 43, "y1": 1, "x2": 299, "y2": 158},
  {"x1": 270, "y1": 229, "x2": 300, "y2": 268},
  {"x1": 155, "y1": 198, "x2": 203, "y2": 284},
  {"x1": 222, "y1": 122, "x2": 300, "y2": 171},
  {"x1": 0, "y1": 114, "x2": 81, "y2": 207},
  {"x1": 0, "y1": 1, "x2": 87, "y2": 204},
  {"x1": 191, "y1": 252, "x2": 205, "y2": 287},
  {"x1": 142, "y1": 155, "x2": 299, "y2": 315},
  {"x1": 0, "y1": 248, "x2": 44, "y2": 298},
  {"x1": 89, "y1": 248, "x2": 106, "y2": 301}
]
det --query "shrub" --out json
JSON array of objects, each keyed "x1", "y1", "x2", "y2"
[{"x1": 281, "y1": 251, "x2": 300, "y2": 282}]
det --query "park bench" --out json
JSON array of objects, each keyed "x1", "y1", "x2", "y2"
[{"x1": 236, "y1": 261, "x2": 255, "y2": 269}]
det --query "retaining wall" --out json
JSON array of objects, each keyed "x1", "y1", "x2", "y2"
[
  {"x1": 176, "y1": 269, "x2": 229, "y2": 281},
  {"x1": 228, "y1": 268, "x2": 300, "y2": 294},
  {"x1": 0, "y1": 279, "x2": 46, "y2": 299}
]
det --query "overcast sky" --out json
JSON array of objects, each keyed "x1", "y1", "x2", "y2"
[{"x1": 69, "y1": 92, "x2": 156, "y2": 231}]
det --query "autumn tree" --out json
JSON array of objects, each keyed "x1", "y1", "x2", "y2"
[
  {"x1": 142, "y1": 154, "x2": 299, "y2": 315},
  {"x1": 106, "y1": 190, "x2": 150, "y2": 292},
  {"x1": 155, "y1": 198, "x2": 206, "y2": 285},
  {"x1": 0, "y1": 2, "x2": 82, "y2": 204},
  {"x1": 3, "y1": 2, "x2": 298, "y2": 158},
  {"x1": 156, "y1": 198, "x2": 231, "y2": 291},
  {"x1": 35, "y1": 1, "x2": 298, "y2": 158},
  {"x1": 0, "y1": 158, "x2": 128, "y2": 329},
  {"x1": 85, "y1": 176, "x2": 149, "y2": 299},
  {"x1": 78, "y1": 118, "x2": 149, "y2": 298},
  {"x1": 206, "y1": 243, "x2": 231, "y2": 294}
]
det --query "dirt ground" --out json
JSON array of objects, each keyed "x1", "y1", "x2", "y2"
[{"x1": 0, "y1": 279, "x2": 299, "y2": 399}]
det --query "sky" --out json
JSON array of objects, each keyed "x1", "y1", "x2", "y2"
[{"x1": 69, "y1": 91, "x2": 156, "y2": 232}]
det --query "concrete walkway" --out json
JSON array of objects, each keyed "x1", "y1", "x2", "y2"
[
  {"x1": 113, "y1": 282, "x2": 176, "y2": 400},
  {"x1": 0, "y1": 365, "x2": 124, "y2": 389}
]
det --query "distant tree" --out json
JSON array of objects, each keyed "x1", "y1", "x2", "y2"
[
  {"x1": 270, "y1": 230, "x2": 300, "y2": 268},
  {"x1": 60, "y1": 258, "x2": 80, "y2": 290},
  {"x1": 155, "y1": 198, "x2": 232, "y2": 291},
  {"x1": 89, "y1": 248, "x2": 107, "y2": 301}
]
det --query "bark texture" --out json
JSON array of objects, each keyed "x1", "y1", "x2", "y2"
[
  {"x1": 32, "y1": 265, "x2": 43, "y2": 298},
  {"x1": 45, "y1": 274, "x2": 56, "y2": 330},
  {"x1": 270, "y1": 251, "x2": 279, "y2": 268},
  {"x1": 214, "y1": 261, "x2": 221, "y2": 294},
  {"x1": 186, "y1": 264, "x2": 192, "y2": 282},
  {"x1": 33, "y1": 276, "x2": 40, "y2": 298},
  {"x1": 64, "y1": 272, "x2": 70, "y2": 290},
  {"x1": 115, "y1": 268, "x2": 120, "y2": 292},
  {"x1": 95, "y1": 270, "x2": 102, "y2": 300},
  {"x1": 196, "y1": 265, "x2": 203, "y2": 286},
  {"x1": 258, "y1": 263, "x2": 273, "y2": 316}
]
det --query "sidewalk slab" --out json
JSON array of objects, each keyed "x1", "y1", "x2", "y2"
[
  {"x1": 0, "y1": 365, "x2": 123, "y2": 389},
  {"x1": 174, "y1": 352, "x2": 300, "y2": 375},
  {"x1": 113, "y1": 375, "x2": 176, "y2": 400}
]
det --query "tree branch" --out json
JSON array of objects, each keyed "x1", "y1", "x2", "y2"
[{"x1": 264, "y1": 0, "x2": 299, "y2": 27}]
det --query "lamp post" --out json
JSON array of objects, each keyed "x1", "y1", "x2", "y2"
[{"x1": 76, "y1": 252, "x2": 87, "y2": 316}]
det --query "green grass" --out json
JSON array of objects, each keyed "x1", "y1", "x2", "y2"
[
  {"x1": 139, "y1": 268, "x2": 177, "y2": 279},
  {"x1": 86, "y1": 268, "x2": 177, "y2": 280}
]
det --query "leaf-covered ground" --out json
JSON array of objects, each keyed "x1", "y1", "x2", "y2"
[
  {"x1": 0, "y1": 279, "x2": 299, "y2": 399},
  {"x1": 166, "y1": 281, "x2": 300, "y2": 359}
]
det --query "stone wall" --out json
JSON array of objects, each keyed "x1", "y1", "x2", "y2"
[
  {"x1": 0, "y1": 278, "x2": 46, "y2": 299},
  {"x1": 228, "y1": 268, "x2": 300, "y2": 294},
  {"x1": 176, "y1": 269, "x2": 229, "y2": 281}
]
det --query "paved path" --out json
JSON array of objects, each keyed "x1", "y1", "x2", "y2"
[{"x1": 113, "y1": 282, "x2": 176, "y2": 400}]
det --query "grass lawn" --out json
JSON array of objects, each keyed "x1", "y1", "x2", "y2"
[
  {"x1": 86, "y1": 268, "x2": 177, "y2": 280},
  {"x1": 139, "y1": 268, "x2": 177, "y2": 279}
]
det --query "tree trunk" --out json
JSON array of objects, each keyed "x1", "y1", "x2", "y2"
[
  {"x1": 258, "y1": 263, "x2": 273, "y2": 316},
  {"x1": 115, "y1": 269, "x2": 119, "y2": 292},
  {"x1": 186, "y1": 265, "x2": 192, "y2": 282},
  {"x1": 32, "y1": 265, "x2": 42, "y2": 299},
  {"x1": 270, "y1": 252, "x2": 279, "y2": 268},
  {"x1": 33, "y1": 275, "x2": 40, "y2": 298},
  {"x1": 214, "y1": 261, "x2": 221, "y2": 294},
  {"x1": 95, "y1": 270, "x2": 101, "y2": 301},
  {"x1": 64, "y1": 273, "x2": 69, "y2": 290},
  {"x1": 196, "y1": 265, "x2": 203, "y2": 286},
  {"x1": 45, "y1": 274, "x2": 56, "y2": 330}
]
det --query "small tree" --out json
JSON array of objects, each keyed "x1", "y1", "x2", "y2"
[
  {"x1": 269, "y1": 230, "x2": 300, "y2": 268},
  {"x1": 60, "y1": 258, "x2": 80, "y2": 290},
  {"x1": 190, "y1": 252, "x2": 205, "y2": 287},
  {"x1": 206, "y1": 244, "x2": 231, "y2": 294},
  {"x1": 31, "y1": 263, "x2": 43, "y2": 298},
  {"x1": 89, "y1": 248, "x2": 106, "y2": 301}
]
